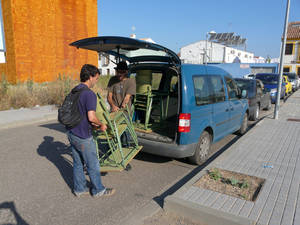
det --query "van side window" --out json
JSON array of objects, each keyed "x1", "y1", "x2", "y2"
[
  {"x1": 211, "y1": 76, "x2": 225, "y2": 102},
  {"x1": 225, "y1": 77, "x2": 239, "y2": 100},
  {"x1": 193, "y1": 76, "x2": 214, "y2": 106}
]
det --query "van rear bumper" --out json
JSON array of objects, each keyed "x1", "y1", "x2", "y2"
[{"x1": 138, "y1": 138, "x2": 197, "y2": 158}]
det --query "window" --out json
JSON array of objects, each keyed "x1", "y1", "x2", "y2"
[
  {"x1": 0, "y1": 1, "x2": 5, "y2": 63},
  {"x1": 193, "y1": 76, "x2": 214, "y2": 106},
  {"x1": 297, "y1": 67, "x2": 300, "y2": 76},
  {"x1": 285, "y1": 43, "x2": 293, "y2": 55},
  {"x1": 151, "y1": 72, "x2": 162, "y2": 90},
  {"x1": 283, "y1": 67, "x2": 290, "y2": 73},
  {"x1": 104, "y1": 55, "x2": 109, "y2": 66},
  {"x1": 225, "y1": 77, "x2": 239, "y2": 100},
  {"x1": 211, "y1": 76, "x2": 225, "y2": 102},
  {"x1": 170, "y1": 76, "x2": 178, "y2": 93}
]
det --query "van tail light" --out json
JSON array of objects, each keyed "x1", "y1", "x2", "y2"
[{"x1": 178, "y1": 113, "x2": 191, "y2": 132}]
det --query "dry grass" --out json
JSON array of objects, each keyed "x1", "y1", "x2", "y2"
[{"x1": 0, "y1": 74, "x2": 111, "y2": 111}]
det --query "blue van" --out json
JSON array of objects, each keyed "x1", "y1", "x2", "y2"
[{"x1": 71, "y1": 36, "x2": 249, "y2": 165}]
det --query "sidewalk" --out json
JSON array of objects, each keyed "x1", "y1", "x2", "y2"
[
  {"x1": 164, "y1": 91, "x2": 300, "y2": 225},
  {"x1": 0, "y1": 105, "x2": 58, "y2": 130}
]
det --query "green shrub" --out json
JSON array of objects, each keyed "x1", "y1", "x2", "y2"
[
  {"x1": 0, "y1": 74, "x2": 110, "y2": 111},
  {"x1": 229, "y1": 178, "x2": 239, "y2": 187},
  {"x1": 240, "y1": 180, "x2": 249, "y2": 189},
  {"x1": 209, "y1": 168, "x2": 222, "y2": 181},
  {"x1": 0, "y1": 74, "x2": 9, "y2": 95}
]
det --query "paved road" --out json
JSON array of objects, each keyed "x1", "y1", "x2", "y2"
[{"x1": 0, "y1": 103, "x2": 277, "y2": 225}]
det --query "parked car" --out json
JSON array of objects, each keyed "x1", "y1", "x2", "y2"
[
  {"x1": 71, "y1": 36, "x2": 249, "y2": 165},
  {"x1": 283, "y1": 75, "x2": 292, "y2": 95},
  {"x1": 284, "y1": 72, "x2": 299, "y2": 91},
  {"x1": 243, "y1": 73, "x2": 256, "y2": 79},
  {"x1": 234, "y1": 78, "x2": 271, "y2": 121},
  {"x1": 255, "y1": 73, "x2": 286, "y2": 103}
]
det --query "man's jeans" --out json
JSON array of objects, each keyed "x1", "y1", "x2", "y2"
[{"x1": 67, "y1": 131, "x2": 105, "y2": 195}]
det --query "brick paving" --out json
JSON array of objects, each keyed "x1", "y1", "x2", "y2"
[{"x1": 166, "y1": 91, "x2": 300, "y2": 225}]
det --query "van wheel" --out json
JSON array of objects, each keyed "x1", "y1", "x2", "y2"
[
  {"x1": 238, "y1": 113, "x2": 248, "y2": 135},
  {"x1": 250, "y1": 104, "x2": 259, "y2": 121},
  {"x1": 189, "y1": 131, "x2": 211, "y2": 165}
]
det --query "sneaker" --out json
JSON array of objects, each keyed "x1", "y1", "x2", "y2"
[
  {"x1": 93, "y1": 188, "x2": 115, "y2": 198},
  {"x1": 74, "y1": 190, "x2": 90, "y2": 197}
]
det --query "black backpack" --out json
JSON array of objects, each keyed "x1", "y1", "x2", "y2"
[{"x1": 58, "y1": 86, "x2": 89, "y2": 129}]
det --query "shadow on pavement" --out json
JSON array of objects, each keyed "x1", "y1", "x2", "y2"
[
  {"x1": 40, "y1": 123, "x2": 66, "y2": 133},
  {"x1": 152, "y1": 135, "x2": 241, "y2": 208},
  {"x1": 0, "y1": 201, "x2": 29, "y2": 225},
  {"x1": 37, "y1": 136, "x2": 73, "y2": 191},
  {"x1": 134, "y1": 151, "x2": 172, "y2": 164}
]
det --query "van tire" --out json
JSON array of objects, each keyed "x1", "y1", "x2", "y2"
[
  {"x1": 188, "y1": 131, "x2": 211, "y2": 165},
  {"x1": 238, "y1": 113, "x2": 248, "y2": 135},
  {"x1": 250, "y1": 104, "x2": 259, "y2": 121}
]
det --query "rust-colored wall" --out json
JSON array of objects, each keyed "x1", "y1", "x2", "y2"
[
  {"x1": 0, "y1": 0, "x2": 98, "y2": 83},
  {"x1": 0, "y1": 0, "x2": 17, "y2": 83}
]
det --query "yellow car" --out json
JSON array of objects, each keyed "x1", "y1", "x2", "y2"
[{"x1": 283, "y1": 75, "x2": 292, "y2": 95}]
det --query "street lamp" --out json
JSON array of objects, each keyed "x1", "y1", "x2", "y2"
[
  {"x1": 205, "y1": 30, "x2": 216, "y2": 65},
  {"x1": 274, "y1": 0, "x2": 290, "y2": 119}
]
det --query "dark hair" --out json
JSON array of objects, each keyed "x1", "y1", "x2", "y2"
[{"x1": 80, "y1": 64, "x2": 100, "y2": 82}]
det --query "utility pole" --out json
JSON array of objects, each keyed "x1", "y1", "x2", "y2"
[{"x1": 274, "y1": 0, "x2": 290, "y2": 119}]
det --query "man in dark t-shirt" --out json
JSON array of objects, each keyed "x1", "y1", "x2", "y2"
[
  {"x1": 107, "y1": 61, "x2": 136, "y2": 112},
  {"x1": 67, "y1": 64, "x2": 115, "y2": 198},
  {"x1": 107, "y1": 61, "x2": 136, "y2": 148}
]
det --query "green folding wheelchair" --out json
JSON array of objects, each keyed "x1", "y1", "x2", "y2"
[{"x1": 93, "y1": 93, "x2": 142, "y2": 172}]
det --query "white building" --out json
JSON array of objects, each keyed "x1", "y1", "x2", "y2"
[
  {"x1": 98, "y1": 34, "x2": 156, "y2": 75},
  {"x1": 180, "y1": 40, "x2": 255, "y2": 64},
  {"x1": 253, "y1": 56, "x2": 266, "y2": 63},
  {"x1": 98, "y1": 53, "x2": 116, "y2": 76}
]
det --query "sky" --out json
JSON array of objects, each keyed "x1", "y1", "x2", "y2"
[{"x1": 98, "y1": 0, "x2": 300, "y2": 59}]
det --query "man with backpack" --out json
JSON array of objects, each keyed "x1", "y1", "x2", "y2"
[{"x1": 65, "y1": 64, "x2": 115, "y2": 197}]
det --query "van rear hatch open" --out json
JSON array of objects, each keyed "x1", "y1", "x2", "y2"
[
  {"x1": 70, "y1": 36, "x2": 181, "y2": 144},
  {"x1": 70, "y1": 36, "x2": 181, "y2": 65}
]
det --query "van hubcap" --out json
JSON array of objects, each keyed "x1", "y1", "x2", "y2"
[
  {"x1": 199, "y1": 136, "x2": 210, "y2": 158},
  {"x1": 255, "y1": 107, "x2": 259, "y2": 119}
]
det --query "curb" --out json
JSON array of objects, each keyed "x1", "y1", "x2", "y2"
[
  {"x1": 164, "y1": 196, "x2": 255, "y2": 225},
  {"x1": 0, "y1": 113, "x2": 58, "y2": 130}
]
